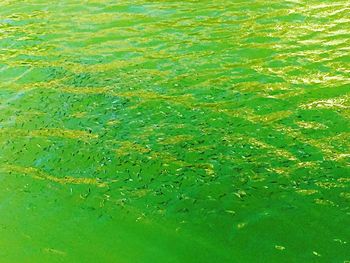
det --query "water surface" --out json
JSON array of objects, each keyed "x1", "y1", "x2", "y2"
[{"x1": 0, "y1": 1, "x2": 349, "y2": 262}]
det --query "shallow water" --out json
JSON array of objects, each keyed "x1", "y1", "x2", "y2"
[{"x1": 0, "y1": 0, "x2": 349, "y2": 262}]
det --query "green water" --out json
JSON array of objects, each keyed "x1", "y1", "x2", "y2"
[{"x1": 0, "y1": 0, "x2": 349, "y2": 262}]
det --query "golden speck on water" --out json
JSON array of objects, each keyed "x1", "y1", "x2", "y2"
[
  {"x1": 225, "y1": 210, "x2": 236, "y2": 215},
  {"x1": 312, "y1": 251, "x2": 321, "y2": 257},
  {"x1": 333, "y1": 239, "x2": 347, "y2": 244},
  {"x1": 237, "y1": 223, "x2": 247, "y2": 229},
  {"x1": 43, "y1": 248, "x2": 66, "y2": 256},
  {"x1": 275, "y1": 245, "x2": 285, "y2": 251}
]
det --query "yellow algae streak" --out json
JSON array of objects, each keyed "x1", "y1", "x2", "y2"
[
  {"x1": 115, "y1": 141, "x2": 151, "y2": 156},
  {"x1": 296, "y1": 189, "x2": 319, "y2": 195},
  {"x1": 0, "y1": 128, "x2": 98, "y2": 140},
  {"x1": 300, "y1": 94, "x2": 350, "y2": 110},
  {"x1": 248, "y1": 137, "x2": 297, "y2": 161},
  {"x1": 248, "y1": 110, "x2": 293, "y2": 123},
  {"x1": 272, "y1": 124, "x2": 349, "y2": 162},
  {"x1": 31, "y1": 128, "x2": 98, "y2": 140},
  {"x1": 158, "y1": 135, "x2": 194, "y2": 145},
  {"x1": 1, "y1": 165, "x2": 107, "y2": 187},
  {"x1": 296, "y1": 121, "x2": 328, "y2": 130}
]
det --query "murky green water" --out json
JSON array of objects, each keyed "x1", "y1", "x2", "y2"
[{"x1": 0, "y1": 1, "x2": 349, "y2": 262}]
